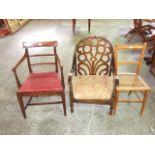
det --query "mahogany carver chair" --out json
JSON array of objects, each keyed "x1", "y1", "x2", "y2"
[
  {"x1": 68, "y1": 36, "x2": 118, "y2": 115},
  {"x1": 113, "y1": 43, "x2": 151, "y2": 116},
  {"x1": 12, "y1": 41, "x2": 66, "y2": 118}
]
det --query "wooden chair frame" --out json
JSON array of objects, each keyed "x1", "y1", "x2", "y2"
[
  {"x1": 125, "y1": 19, "x2": 155, "y2": 42},
  {"x1": 68, "y1": 36, "x2": 119, "y2": 115},
  {"x1": 113, "y1": 43, "x2": 151, "y2": 116},
  {"x1": 72, "y1": 19, "x2": 91, "y2": 34},
  {"x1": 12, "y1": 41, "x2": 66, "y2": 118}
]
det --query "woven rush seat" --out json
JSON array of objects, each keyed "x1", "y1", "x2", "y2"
[{"x1": 72, "y1": 75, "x2": 114, "y2": 100}]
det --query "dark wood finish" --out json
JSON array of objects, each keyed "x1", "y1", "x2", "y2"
[
  {"x1": 150, "y1": 49, "x2": 155, "y2": 76},
  {"x1": 12, "y1": 41, "x2": 66, "y2": 118},
  {"x1": 75, "y1": 36, "x2": 114, "y2": 75},
  {"x1": 88, "y1": 19, "x2": 91, "y2": 33},
  {"x1": 68, "y1": 36, "x2": 117, "y2": 115},
  {"x1": 72, "y1": 19, "x2": 91, "y2": 33},
  {"x1": 125, "y1": 19, "x2": 155, "y2": 42}
]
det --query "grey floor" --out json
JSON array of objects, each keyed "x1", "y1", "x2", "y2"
[{"x1": 0, "y1": 19, "x2": 155, "y2": 134}]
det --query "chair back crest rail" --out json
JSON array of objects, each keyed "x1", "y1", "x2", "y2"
[{"x1": 73, "y1": 36, "x2": 114, "y2": 76}]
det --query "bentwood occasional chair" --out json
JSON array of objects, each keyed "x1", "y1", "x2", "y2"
[
  {"x1": 12, "y1": 41, "x2": 66, "y2": 118},
  {"x1": 113, "y1": 43, "x2": 151, "y2": 116},
  {"x1": 68, "y1": 36, "x2": 118, "y2": 115}
]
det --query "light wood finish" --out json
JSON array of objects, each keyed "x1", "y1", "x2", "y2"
[
  {"x1": 117, "y1": 61, "x2": 138, "y2": 65},
  {"x1": 140, "y1": 91, "x2": 149, "y2": 116},
  {"x1": 113, "y1": 43, "x2": 151, "y2": 116},
  {"x1": 116, "y1": 73, "x2": 150, "y2": 91},
  {"x1": 3, "y1": 19, "x2": 30, "y2": 34}
]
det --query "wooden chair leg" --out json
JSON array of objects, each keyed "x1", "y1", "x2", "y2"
[
  {"x1": 140, "y1": 91, "x2": 149, "y2": 116},
  {"x1": 16, "y1": 93, "x2": 26, "y2": 118},
  {"x1": 69, "y1": 90, "x2": 74, "y2": 113},
  {"x1": 109, "y1": 104, "x2": 113, "y2": 115},
  {"x1": 61, "y1": 93, "x2": 67, "y2": 116},
  {"x1": 128, "y1": 90, "x2": 132, "y2": 96},
  {"x1": 88, "y1": 19, "x2": 91, "y2": 33},
  {"x1": 72, "y1": 19, "x2": 76, "y2": 34},
  {"x1": 113, "y1": 91, "x2": 119, "y2": 115}
]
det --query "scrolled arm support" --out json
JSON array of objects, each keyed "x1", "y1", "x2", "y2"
[{"x1": 12, "y1": 54, "x2": 26, "y2": 89}]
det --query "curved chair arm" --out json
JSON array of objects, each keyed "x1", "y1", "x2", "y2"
[
  {"x1": 68, "y1": 71, "x2": 74, "y2": 84},
  {"x1": 68, "y1": 51, "x2": 76, "y2": 83},
  {"x1": 12, "y1": 53, "x2": 26, "y2": 88},
  {"x1": 55, "y1": 54, "x2": 65, "y2": 89}
]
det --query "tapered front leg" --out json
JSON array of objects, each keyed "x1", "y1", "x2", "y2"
[
  {"x1": 61, "y1": 93, "x2": 67, "y2": 116},
  {"x1": 16, "y1": 93, "x2": 26, "y2": 118}
]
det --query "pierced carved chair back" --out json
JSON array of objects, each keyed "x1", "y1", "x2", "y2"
[{"x1": 74, "y1": 36, "x2": 114, "y2": 75}]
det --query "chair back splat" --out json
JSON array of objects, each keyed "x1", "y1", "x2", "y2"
[{"x1": 74, "y1": 36, "x2": 114, "y2": 76}]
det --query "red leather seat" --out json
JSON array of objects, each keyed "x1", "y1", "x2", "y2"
[
  {"x1": 19, "y1": 72, "x2": 63, "y2": 93},
  {"x1": 12, "y1": 41, "x2": 66, "y2": 118}
]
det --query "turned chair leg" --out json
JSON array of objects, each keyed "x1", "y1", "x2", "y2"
[
  {"x1": 16, "y1": 93, "x2": 26, "y2": 119},
  {"x1": 88, "y1": 19, "x2": 91, "y2": 33},
  {"x1": 109, "y1": 104, "x2": 113, "y2": 115},
  {"x1": 140, "y1": 91, "x2": 149, "y2": 116},
  {"x1": 70, "y1": 98, "x2": 74, "y2": 113},
  {"x1": 128, "y1": 90, "x2": 132, "y2": 96},
  {"x1": 61, "y1": 93, "x2": 67, "y2": 116},
  {"x1": 72, "y1": 19, "x2": 76, "y2": 34},
  {"x1": 113, "y1": 91, "x2": 119, "y2": 115},
  {"x1": 69, "y1": 92, "x2": 74, "y2": 113}
]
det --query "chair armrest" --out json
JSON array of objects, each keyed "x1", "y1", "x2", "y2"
[
  {"x1": 114, "y1": 76, "x2": 119, "y2": 86},
  {"x1": 12, "y1": 54, "x2": 26, "y2": 71},
  {"x1": 55, "y1": 54, "x2": 65, "y2": 88},
  {"x1": 68, "y1": 52, "x2": 76, "y2": 83},
  {"x1": 68, "y1": 71, "x2": 74, "y2": 83},
  {"x1": 12, "y1": 54, "x2": 26, "y2": 88}
]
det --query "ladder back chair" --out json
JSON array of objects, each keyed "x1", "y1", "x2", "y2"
[
  {"x1": 68, "y1": 36, "x2": 118, "y2": 115},
  {"x1": 113, "y1": 42, "x2": 151, "y2": 115},
  {"x1": 12, "y1": 41, "x2": 66, "y2": 118}
]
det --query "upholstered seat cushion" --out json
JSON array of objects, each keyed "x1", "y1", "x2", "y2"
[
  {"x1": 72, "y1": 75, "x2": 114, "y2": 100},
  {"x1": 19, "y1": 72, "x2": 63, "y2": 93}
]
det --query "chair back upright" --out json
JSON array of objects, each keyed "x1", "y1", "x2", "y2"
[
  {"x1": 23, "y1": 41, "x2": 58, "y2": 73},
  {"x1": 114, "y1": 43, "x2": 147, "y2": 76}
]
